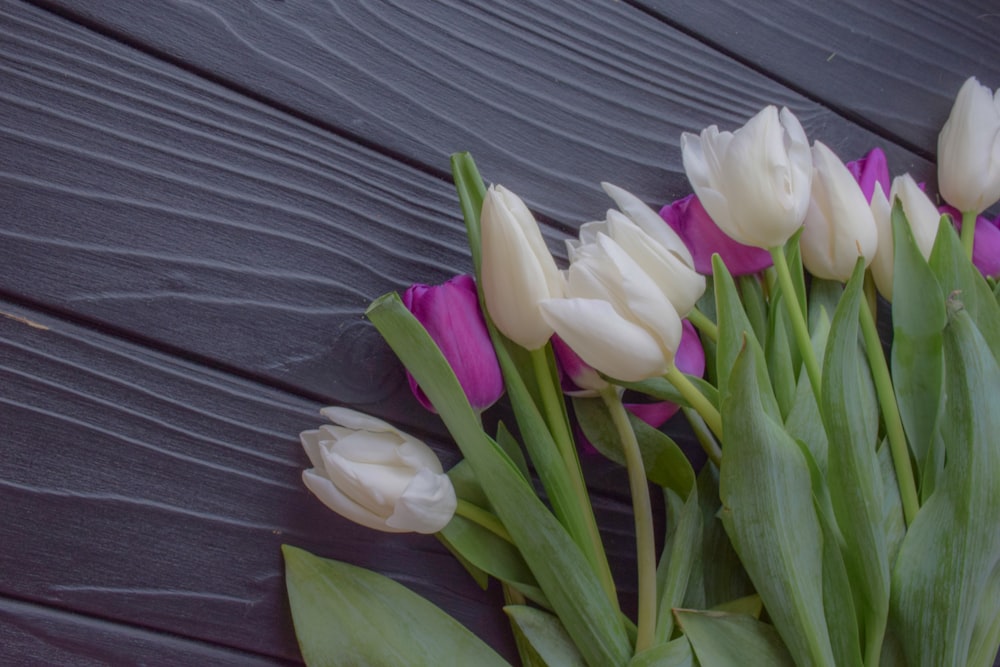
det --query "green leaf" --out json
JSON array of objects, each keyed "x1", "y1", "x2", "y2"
[
  {"x1": 719, "y1": 335, "x2": 836, "y2": 667},
  {"x1": 617, "y1": 375, "x2": 719, "y2": 412},
  {"x1": 784, "y1": 307, "x2": 831, "y2": 470},
  {"x1": 504, "y1": 605, "x2": 587, "y2": 667},
  {"x1": 367, "y1": 294, "x2": 631, "y2": 667},
  {"x1": 738, "y1": 273, "x2": 769, "y2": 348},
  {"x1": 655, "y1": 486, "x2": 702, "y2": 642},
  {"x1": 683, "y1": 463, "x2": 753, "y2": 610},
  {"x1": 282, "y1": 545, "x2": 510, "y2": 667},
  {"x1": 675, "y1": 610, "x2": 796, "y2": 667},
  {"x1": 820, "y1": 259, "x2": 889, "y2": 664},
  {"x1": 629, "y1": 636, "x2": 698, "y2": 667},
  {"x1": 928, "y1": 217, "x2": 1000, "y2": 365},
  {"x1": 793, "y1": 438, "x2": 863, "y2": 667},
  {"x1": 496, "y1": 421, "x2": 531, "y2": 480},
  {"x1": 573, "y1": 396, "x2": 695, "y2": 497},
  {"x1": 890, "y1": 201, "x2": 946, "y2": 484},
  {"x1": 766, "y1": 299, "x2": 797, "y2": 420},
  {"x1": 876, "y1": 439, "x2": 906, "y2": 567},
  {"x1": 890, "y1": 308, "x2": 1000, "y2": 667},
  {"x1": 438, "y1": 512, "x2": 548, "y2": 608},
  {"x1": 451, "y1": 152, "x2": 487, "y2": 276},
  {"x1": 967, "y1": 568, "x2": 1000, "y2": 667},
  {"x1": 711, "y1": 594, "x2": 763, "y2": 618},
  {"x1": 712, "y1": 255, "x2": 780, "y2": 421}
]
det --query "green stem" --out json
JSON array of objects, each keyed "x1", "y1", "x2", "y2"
[
  {"x1": 686, "y1": 307, "x2": 718, "y2": 342},
  {"x1": 770, "y1": 246, "x2": 823, "y2": 404},
  {"x1": 600, "y1": 386, "x2": 657, "y2": 654},
  {"x1": 665, "y1": 365, "x2": 723, "y2": 461},
  {"x1": 529, "y1": 346, "x2": 619, "y2": 608},
  {"x1": 961, "y1": 210, "x2": 977, "y2": 260},
  {"x1": 681, "y1": 406, "x2": 723, "y2": 469},
  {"x1": 454, "y1": 499, "x2": 514, "y2": 543},
  {"x1": 858, "y1": 280, "x2": 919, "y2": 526}
]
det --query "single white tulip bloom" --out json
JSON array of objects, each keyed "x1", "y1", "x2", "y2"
[
  {"x1": 869, "y1": 174, "x2": 940, "y2": 300},
  {"x1": 681, "y1": 105, "x2": 813, "y2": 249},
  {"x1": 540, "y1": 234, "x2": 683, "y2": 382},
  {"x1": 480, "y1": 185, "x2": 564, "y2": 349},
  {"x1": 937, "y1": 76, "x2": 1000, "y2": 214},
  {"x1": 300, "y1": 407, "x2": 457, "y2": 534},
  {"x1": 800, "y1": 141, "x2": 879, "y2": 281}
]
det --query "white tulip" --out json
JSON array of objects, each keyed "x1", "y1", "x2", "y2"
[
  {"x1": 800, "y1": 141, "x2": 879, "y2": 281},
  {"x1": 937, "y1": 76, "x2": 1000, "y2": 214},
  {"x1": 300, "y1": 407, "x2": 457, "y2": 534},
  {"x1": 540, "y1": 234, "x2": 682, "y2": 382},
  {"x1": 681, "y1": 105, "x2": 813, "y2": 249},
  {"x1": 480, "y1": 185, "x2": 564, "y2": 349},
  {"x1": 869, "y1": 174, "x2": 940, "y2": 300}
]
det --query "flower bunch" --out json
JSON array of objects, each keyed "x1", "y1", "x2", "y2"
[{"x1": 283, "y1": 76, "x2": 1000, "y2": 667}]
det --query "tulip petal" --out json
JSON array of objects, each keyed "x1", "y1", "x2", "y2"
[
  {"x1": 386, "y1": 468, "x2": 458, "y2": 534},
  {"x1": 539, "y1": 297, "x2": 670, "y2": 382},
  {"x1": 302, "y1": 469, "x2": 406, "y2": 533},
  {"x1": 320, "y1": 406, "x2": 397, "y2": 434},
  {"x1": 601, "y1": 182, "x2": 696, "y2": 267},
  {"x1": 846, "y1": 147, "x2": 890, "y2": 202}
]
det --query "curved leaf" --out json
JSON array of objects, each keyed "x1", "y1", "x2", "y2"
[{"x1": 283, "y1": 545, "x2": 510, "y2": 667}]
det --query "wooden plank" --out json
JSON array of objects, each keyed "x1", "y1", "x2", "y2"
[
  {"x1": 635, "y1": 0, "x2": 1000, "y2": 158},
  {"x1": 0, "y1": 596, "x2": 291, "y2": 666},
  {"x1": 18, "y1": 0, "x2": 934, "y2": 221},
  {"x1": 0, "y1": 300, "x2": 521, "y2": 662},
  {"x1": 0, "y1": 0, "x2": 931, "y2": 412}
]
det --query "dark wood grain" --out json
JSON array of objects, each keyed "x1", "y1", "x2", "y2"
[
  {"x1": 0, "y1": 300, "x2": 518, "y2": 662},
  {"x1": 0, "y1": 596, "x2": 293, "y2": 666},
  {"x1": 21, "y1": 0, "x2": 935, "y2": 223},
  {"x1": 635, "y1": 0, "x2": 1000, "y2": 159},
  {"x1": 0, "y1": 0, "x2": 930, "y2": 419},
  {"x1": 2, "y1": 0, "x2": 996, "y2": 664}
]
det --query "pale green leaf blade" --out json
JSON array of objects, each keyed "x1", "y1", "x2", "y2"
[
  {"x1": 655, "y1": 486, "x2": 702, "y2": 642},
  {"x1": 890, "y1": 201, "x2": 946, "y2": 483},
  {"x1": 451, "y1": 152, "x2": 487, "y2": 275},
  {"x1": 629, "y1": 636, "x2": 698, "y2": 667},
  {"x1": 504, "y1": 605, "x2": 587, "y2": 667},
  {"x1": 675, "y1": 610, "x2": 796, "y2": 667},
  {"x1": 283, "y1": 545, "x2": 510, "y2": 667},
  {"x1": 820, "y1": 259, "x2": 889, "y2": 663},
  {"x1": 890, "y1": 309, "x2": 1000, "y2": 667},
  {"x1": 719, "y1": 336, "x2": 836, "y2": 667}
]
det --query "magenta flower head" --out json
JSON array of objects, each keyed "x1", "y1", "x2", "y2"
[
  {"x1": 659, "y1": 194, "x2": 772, "y2": 276},
  {"x1": 940, "y1": 204, "x2": 1000, "y2": 279},
  {"x1": 846, "y1": 147, "x2": 891, "y2": 203},
  {"x1": 402, "y1": 274, "x2": 504, "y2": 413}
]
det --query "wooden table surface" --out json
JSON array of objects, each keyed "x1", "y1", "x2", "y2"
[{"x1": 2, "y1": 1, "x2": 998, "y2": 664}]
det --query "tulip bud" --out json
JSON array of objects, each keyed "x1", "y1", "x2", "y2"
[
  {"x1": 869, "y1": 174, "x2": 941, "y2": 300},
  {"x1": 300, "y1": 407, "x2": 457, "y2": 534},
  {"x1": 681, "y1": 105, "x2": 813, "y2": 249},
  {"x1": 480, "y1": 185, "x2": 564, "y2": 350},
  {"x1": 937, "y1": 76, "x2": 1000, "y2": 214},
  {"x1": 846, "y1": 147, "x2": 890, "y2": 203},
  {"x1": 540, "y1": 234, "x2": 683, "y2": 382},
  {"x1": 800, "y1": 141, "x2": 879, "y2": 281},
  {"x1": 940, "y1": 204, "x2": 1000, "y2": 279},
  {"x1": 659, "y1": 193, "x2": 773, "y2": 276},
  {"x1": 403, "y1": 274, "x2": 503, "y2": 413},
  {"x1": 573, "y1": 184, "x2": 706, "y2": 316}
]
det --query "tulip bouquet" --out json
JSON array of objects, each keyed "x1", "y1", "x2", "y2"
[{"x1": 282, "y1": 76, "x2": 1000, "y2": 667}]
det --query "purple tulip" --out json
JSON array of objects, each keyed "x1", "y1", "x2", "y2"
[
  {"x1": 402, "y1": 274, "x2": 504, "y2": 413},
  {"x1": 659, "y1": 194, "x2": 773, "y2": 276},
  {"x1": 940, "y1": 204, "x2": 1000, "y2": 279},
  {"x1": 846, "y1": 147, "x2": 891, "y2": 202}
]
